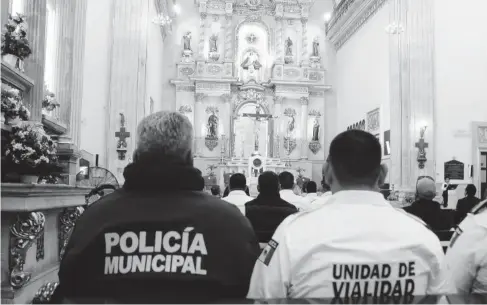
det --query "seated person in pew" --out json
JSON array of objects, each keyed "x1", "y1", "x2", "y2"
[
  {"x1": 53, "y1": 112, "x2": 260, "y2": 303},
  {"x1": 223, "y1": 173, "x2": 253, "y2": 216},
  {"x1": 247, "y1": 130, "x2": 448, "y2": 301},
  {"x1": 455, "y1": 184, "x2": 481, "y2": 225},
  {"x1": 404, "y1": 177, "x2": 447, "y2": 231},
  {"x1": 445, "y1": 199, "x2": 487, "y2": 295},
  {"x1": 245, "y1": 171, "x2": 298, "y2": 243}
]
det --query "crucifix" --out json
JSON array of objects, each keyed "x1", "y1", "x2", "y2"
[
  {"x1": 242, "y1": 105, "x2": 273, "y2": 152},
  {"x1": 415, "y1": 138, "x2": 428, "y2": 169},
  {"x1": 115, "y1": 113, "x2": 131, "y2": 160}
]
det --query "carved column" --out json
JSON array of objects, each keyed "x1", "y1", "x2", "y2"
[
  {"x1": 194, "y1": 93, "x2": 206, "y2": 157},
  {"x1": 21, "y1": 0, "x2": 47, "y2": 121},
  {"x1": 224, "y1": 15, "x2": 233, "y2": 61},
  {"x1": 301, "y1": 18, "x2": 309, "y2": 66},
  {"x1": 389, "y1": 0, "x2": 436, "y2": 190},
  {"x1": 300, "y1": 97, "x2": 309, "y2": 159},
  {"x1": 273, "y1": 96, "x2": 283, "y2": 158},
  {"x1": 275, "y1": 17, "x2": 284, "y2": 64},
  {"x1": 198, "y1": 13, "x2": 208, "y2": 60},
  {"x1": 221, "y1": 94, "x2": 232, "y2": 157}
]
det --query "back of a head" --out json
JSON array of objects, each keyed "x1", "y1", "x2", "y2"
[
  {"x1": 211, "y1": 185, "x2": 221, "y2": 196},
  {"x1": 259, "y1": 171, "x2": 280, "y2": 195},
  {"x1": 278, "y1": 171, "x2": 294, "y2": 190},
  {"x1": 328, "y1": 130, "x2": 382, "y2": 187},
  {"x1": 416, "y1": 177, "x2": 437, "y2": 201},
  {"x1": 229, "y1": 173, "x2": 247, "y2": 191},
  {"x1": 135, "y1": 111, "x2": 193, "y2": 165},
  {"x1": 307, "y1": 181, "x2": 317, "y2": 193},
  {"x1": 466, "y1": 184, "x2": 477, "y2": 197}
]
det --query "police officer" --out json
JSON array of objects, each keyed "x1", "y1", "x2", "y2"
[
  {"x1": 445, "y1": 199, "x2": 487, "y2": 295},
  {"x1": 247, "y1": 130, "x2": 448, "y2": 301},
  {"x1": 55, "y1": 112, "x2": 260, "y2": 303}
]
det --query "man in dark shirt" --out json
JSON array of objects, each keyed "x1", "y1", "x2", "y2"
[
  {"x1": 404, "y1": 177, "x2": 446, "y2": 231},
  {"x1": 456, "y1": 184, "x2": 481, "y2": 225},
  {"x1": 245, "y1": 171, "x2": 298, "y2": 243}
]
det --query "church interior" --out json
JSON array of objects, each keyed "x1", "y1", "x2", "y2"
[{"x1": 1, "y1": 0, "x2": 487, "y2": 303}]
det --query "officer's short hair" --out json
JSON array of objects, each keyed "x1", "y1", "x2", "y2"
[
  {"x1": 135, "y1": 111, "x2": 193, "y2": 165},
  {"x1": 329, "y1": 130, "x2": 382, "y2": 186},
  {"x1": 278, "y1": 171, "x2": 294, "y2": 189},
  {"x1": 229, "y1": 173, "x2": 247, "y2": 190},
  {"x1": 466, "y1": 184, "x2": 477, "y2": 197},
  {"x1": 259, "y1": 171, "x2": 280, "y2": 194},
  {"x1": 306, "y1": 181, "x2": 317, "y2": 193}
]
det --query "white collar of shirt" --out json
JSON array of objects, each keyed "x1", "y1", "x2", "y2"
[
  {"x1": 280, "y1": 189, "x2": 298, "y2": 196},
  {"x1": 307, "y1": 193, "x2": 318, "y2": 198},
  {"x1": 228, "y1": 190, "x2": 247, "y2": 196},
  {"x1": 331, "y1": 190, "x2": 389, "y2": 207}
]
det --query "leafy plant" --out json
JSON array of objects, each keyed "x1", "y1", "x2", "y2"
[
  {"x1": 42, "y1": 90, "x2": 60, "y2": 111},
  {"x1": 4, "y1": 125, "x2": 60, "y2": 175},
  {"x1": 1, "y1": 14, "x2": 32, "y2": 59},
  {"x1": 1, "y1": 86, "x2": 30, "y2": 120}
]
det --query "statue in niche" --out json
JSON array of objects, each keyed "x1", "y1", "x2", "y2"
[
  {"x1": 312, "y1": 118, "x2": 320, "y2": 142},
  {"x1": 209, "y1": 34, "x2": 218, "y2": 52},
  {"x1": 241, "y1": 50, "x2": 262, "y2": 70},
  {"x1": 183, "y1": 32, "x2": 192, "y2": 51},
  {"x1": 312, "y1": 37, "x2": 320, "y2": 57},
  {"x1": 207, "y1": 113, "x2": 219, "y2": 139},
  {"x1": 288, "y1": 115, "x2": 295, "y2": 133},
  {"x1": 285, "y1": 37, "x2": 293, "y2": 56}
]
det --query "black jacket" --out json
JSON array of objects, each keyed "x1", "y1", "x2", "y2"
[
  {"x1": 56, "y1": 158, "x2": 260, "y2": 303},
  {"x1": 404, "y1": 199, "x2": 446, "y2": 231},
  {"x1": 456, "y1": 196, "x2": 481, "y2": 225},
  {"x1": 245, "y1": 193, "x2": 298, "y2": 243}
]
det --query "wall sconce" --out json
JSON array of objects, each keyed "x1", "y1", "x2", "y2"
[{"x1": 415, "y1": 125, "x2": 428, "y2": 169}]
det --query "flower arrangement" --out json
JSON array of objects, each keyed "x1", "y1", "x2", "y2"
[
  {"x1": 284, "y1": 108, "x2": 297, "y2": 117},
  {"x1": 42, "y1": 90, "x2": 60, "y2": 111},
  {"x1": 1, "y1": 87, "x2": 30, "y2": 120},
  {"x1": 1, "y1": 14, "x2": 32, "y2": 60},
  {"x1": 4, "y1": 125, "x2": 60, "y2": 175}
]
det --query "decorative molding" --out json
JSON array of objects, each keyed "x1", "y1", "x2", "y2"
[
  {"x1": 308, "y1": 109, "x2": 322, "y2": 117},
  {"x1": 275, "y1": 85, "x2": 308, "y2": 94},
  {"x1": 176, "y1": 85, "x2": 195, "y2": 92},
  {"x1": 367, "y1": 107, "x2": 380, "y2": 134},
  {"x1": 58, "y1": 206, "x2": 84, "y2": 260},
  {"x1": 9, "y1": 212, "x2": 46, "y2": 289},
  {"x1": 196, "y1": 82, "x2": 230, "y2": 92},
  {"x1": 479, "y1": 127, "x2": 487, "y2": 143},
  {"x1": 273, "y1": 95, "x2": 284, "y2": 104},
  {"x1": 300, "y1": 97, "x2": 309, "y2": 105},
  {"x1": 309, "y1": 141, "x2": 322, "y2": 154},
  {"x1": 309, "y1": 91, "x2": 325, "y2": 97},
  {"x1": 195, "y1": 93, "x2": 207, "y2": 102},
  {"x1": 32, "y1": 282, "x2": 59, "y2": 304},
  {"x1": 327, "y1": 0, "x2": 388, "y2": 50},
  {"x1": 179, "y1": 105, "x2": 193, "y2": 114},
  {"x1": 207, "y1": 64, "x2": 222, "y2": 74}
]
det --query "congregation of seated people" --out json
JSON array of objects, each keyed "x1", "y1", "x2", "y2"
[{"x1": 52, "y1": 111, "x2": 487, "y2": 303}]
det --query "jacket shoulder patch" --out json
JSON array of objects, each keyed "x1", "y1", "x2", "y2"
[{"x1": 258, "y1": 239, "x2": 279, "y2": 266}]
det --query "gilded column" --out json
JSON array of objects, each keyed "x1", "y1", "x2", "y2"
[
  {"x1": 275, "y1": 17, "x2": 284, "y2": 63},
  {"x1": 273, "y1": 96, "x2": 283, "y2": 158},
  {"x1": 301, "y1": 18, "x2": 309, "y2": 66},
  {"x1": 300, "y1": 97, "x2": 309, "y2": 159},
  {"x1": 198, "y1": 13, "x2": 208, "y2": 60},
  {"x1": 389, "y1": 0, "x2": 436, "y2": 190},
  {"x1": 22, "y1": 0, "x2": 47, "y2": 121},
  {"x1": 106, "y1": 0, "x2": 149, "y2": 182},
  {"x1": 224, "y1": 15, "x2": 233, "y2": 61},
  {"x1": 194, "y1": 93, "x2": 206, "y2": 157}
]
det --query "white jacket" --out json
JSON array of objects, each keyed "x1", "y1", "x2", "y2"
[
  {"x1": 279, "y1": 189, "x2": 313, "y2": 211},
  {"x1": 222, "y1": 190, "x2": 253, "y2": 216},
  {"x1": 445, "y1": 201, "x2": 487, "y2": 294},
  {"x1": 247, "y1": 190, "x2": 448, "y2": 300}
]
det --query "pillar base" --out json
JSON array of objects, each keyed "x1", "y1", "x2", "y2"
[{"x1": 56, "y1": 137, "x2": 81, "y2": 186}]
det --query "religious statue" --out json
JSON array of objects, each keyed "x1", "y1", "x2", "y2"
[
  {"x1": 312, "y1": 118, "x2": 320, "y2": 142},
  {"x1": 287, "y1": 115, "x2": 295, "y2": 133},
  {"x1": 209, "y1": 34, "x2": 218, "y2": 52},
  {"x1": 312, "y1": 37, "x2": 320, "y2": 57},
  {"x1": 285, "y1": 37, "x2": 293, "y2": 56},
  {"x1": 183, "y1": 32, "x2": 192, "y2": 51},
  {"x1": 241, "y1": 51, "x2": 262, "y2": 70},
  {"x1": 207, "y1": 113, "x2": 219, "y2": 139}
]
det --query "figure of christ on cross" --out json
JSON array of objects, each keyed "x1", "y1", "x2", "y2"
[
  {"x1": 241, "y1": 105, "x2": 273, "y2": 153},
  {"x1": 115, "y1": 113, "x2": 131, "y2": 149}
]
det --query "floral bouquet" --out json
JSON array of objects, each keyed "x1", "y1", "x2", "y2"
[
  {"x1": 1, "y1": 87, "x2": 30, "y2": 120},
  {"x1": 4, "y1": 125, "x2": 60, "y2": 175},
  {"x1": 1, "y1": 14, "x2": 32, "y2": 59},
  {"x1": 42, "y1": 90, "x2": 60, "y2": 111}
]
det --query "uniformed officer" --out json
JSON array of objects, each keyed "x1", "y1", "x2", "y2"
[
  {"x1": 444, "y1": 199, "x2": 487, "y2": 295},
  {"x1": 247, "y1": 130, "x2": 448, "y2": 301}
]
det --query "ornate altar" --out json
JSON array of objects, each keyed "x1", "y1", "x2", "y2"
[{"x1": 170, "y1": 0, "x2": 331, "y2": 190}]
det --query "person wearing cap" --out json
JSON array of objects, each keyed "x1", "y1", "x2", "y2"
[
  {"x1": 444, "y1": 199, "x2": 487, "y2": 297},
  {"x1": 247, "y1": 130, "x2": 448, "y2": 300},
  {"x1": 404, "y1": 178, "x2": 444, "y2": 231}
]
